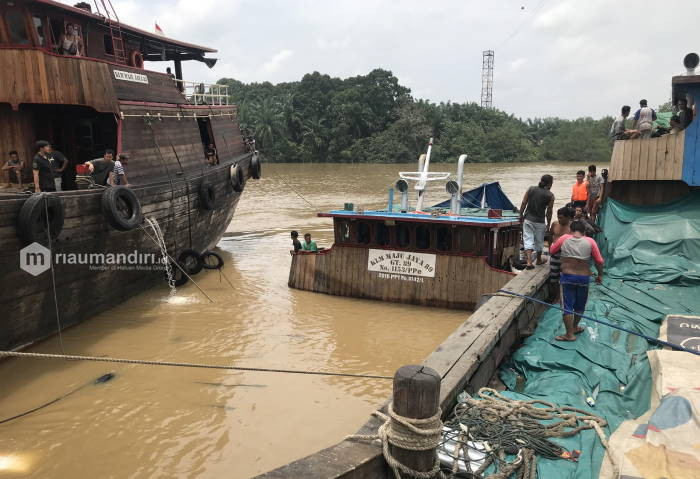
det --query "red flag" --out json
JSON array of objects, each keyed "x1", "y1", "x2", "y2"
[{"x1": 155, "y1": 22, "x2": 164, "y2": 35}]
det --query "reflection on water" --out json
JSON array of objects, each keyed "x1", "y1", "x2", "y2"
[{"x1": 0, "y1": 161, "x2": 605, "y2": 478}]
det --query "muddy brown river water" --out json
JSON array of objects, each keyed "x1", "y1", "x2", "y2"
[{"x1": 0, "y1": 161, "x2": 606, "y2": 478}]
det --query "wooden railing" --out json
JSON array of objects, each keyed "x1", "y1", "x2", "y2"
[{"x1": 609, "y1": 130, "x2": 685, "y2": 182}]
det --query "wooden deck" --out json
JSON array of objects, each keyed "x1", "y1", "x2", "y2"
[
  {"x1": 288, "y1": 245, "x2": 516, "y2": 310},
  {"x1": 609, "y1": 131, "x2": 685, "y2": 182}
]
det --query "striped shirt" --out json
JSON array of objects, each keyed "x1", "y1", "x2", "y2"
[{"x1": 113, "y1": 160, "x2": 125, "y2": 184}]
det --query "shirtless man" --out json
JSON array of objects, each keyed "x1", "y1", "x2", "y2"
[
  {"x1": 548, "y1": 207, "x2": 573, "y2": 287},
  {"x1": 549, "y1": 220, "x2": 604, "y2": 342}
]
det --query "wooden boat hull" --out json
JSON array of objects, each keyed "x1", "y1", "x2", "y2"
[
  {"x1": 0, "y1": 153, "x2": 253, "y2": 351},
  {"x1": 288, "y1": 245, "x2": 516, "y2": 310}
]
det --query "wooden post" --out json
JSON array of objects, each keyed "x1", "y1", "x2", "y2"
[
  {"x1": 174, "y1": 59, "x2": 184, "y2": 92},
  {"x1": 390, "y1": 365, "x2": 441, "y2": 478}
]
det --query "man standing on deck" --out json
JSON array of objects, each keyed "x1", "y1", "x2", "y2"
[
  {"x1": 633, "y1": 99, "x2": 657, "y2": 139},
  {"x1": 548, "y1": 207, "x2": 573, "y2": 289},
  {"x1": 519, "y1": 174, "x2": 554, "y2": 270},
  {"x1": 32, "y1": 140, "x2": 56, "y2": 193},
  {"x1": 586, "y1": 165, "x2": 603, "y2": 221},
  {"x1": 570, "y1": 170, "x2": 588, "y2": 208},
  {"x1": 85, "y1": 150, "x2": 115, "y2": 186},
  {"x1": 549, "y1": 221, "x2": 604, "y2": 342}
]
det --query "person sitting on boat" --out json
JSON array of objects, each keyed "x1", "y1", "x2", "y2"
[
  {"x1": 290, "y1": 230, "x2": 302, "y2": 254},
  {"x1": 32, "y1": 141, "x2": 56, "y2": 193},
  {"x1": 677, "y1": 98, "x2": 694, "y2": 130},
  {"x1": 549, "y1": 220, "x2": 604, "y2": 342},
  {"x1": 633, "y1": 99, "x2": 657, "y2": 139},
  {"x1": 206, "y1": 151, "x2": 217, "y2": 166},
  {"x1": 519, "y1": 174, "x2": 554, "y2": 270},
  {"x1": 549, "y1": 207, "x2": 573, "y2": 288},
  {"x1": 85, "y1": 150, "x2": 115, "y2": 186},
  {"x1": 301, "y1": 233, "x2": 318, "y2": 252},
  {"x1": 109, "y1": 154, "x2": 130, "y2": 186},
  {"x1": 571, "y1": 170, "x2": 588, "y2": 209},
  {"x1": 573, "y1": 206, "x2": 600, "y2": 236},
  {"x1": 609, "y1": 105, "x2": 640, "y2": 141},
  {"x1": 59, "y1": 23, "x2": 83, "y2": 57},
  {"x1": 2, "y1": 150, "x2": 24, "y2": 189}
]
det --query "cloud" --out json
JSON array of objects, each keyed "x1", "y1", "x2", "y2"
[{"x1": 261, "y1": 49, "x2": 294, "y2": 74}]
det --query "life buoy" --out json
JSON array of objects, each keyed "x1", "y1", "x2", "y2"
[
  {"x1": 199, "y1": 180, "x2": 216, "y2": 210},
  {"x1": 250, "y1": 153, "x2": 262, "y2": 180},
  {"x1": 17, "y1": 193, "x2": 65, "y2": 245},
  {"x1": 177, "y1": 249, "x2": 203, "y2": 275},
  {"x1": 201, "y1": 250, "x2": 224, "y2": 270},
  {"x1": 129, "y1": 50, "x2": 144, "y2": 69},
  {"x1": 101, "y1": 186, "x2": 142, "y2": 231},
  {"x1": 229, "y1": 163, "x2": 245, "y2": 192}
]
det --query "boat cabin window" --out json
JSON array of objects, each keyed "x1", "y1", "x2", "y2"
[
  {"x1": 436, "y1": 227, "x2": 452, "y2": 251},
  {"x1": 416, "y1": 225, "x2": 431, "y2": 250},
  {"x1": 459, "y1": 228, "x2": 476, "y2": 253},
  {"x1": 396, "y1": 223, "x2": 410, "y2": 248},
  {"x1": 103, "y1": 34, "x2": 114, "y2": 55},
  {"x1": 337, "y1": 221, "x2": 352, "y2": 243},
  {"x1": 6, "y1": 9, "x2": 31, "y2": 45},
  {"x1": 376, "y1": 223, "x2": 390, "y2": 246},
  {"x1": 32, "y1": 15, "x2": 46, "y2": 47},
  {"x1": 357, "y1": 222, "x2": 371, "y2": 245}
]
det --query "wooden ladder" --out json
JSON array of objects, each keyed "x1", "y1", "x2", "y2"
[{"x1": 94, "y1": 0, "x2": 127, "y2": 65}]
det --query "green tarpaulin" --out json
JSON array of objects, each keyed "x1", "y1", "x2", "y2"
[{"x1": 493, "y1": 192, "x2": 700, "y2": 478}]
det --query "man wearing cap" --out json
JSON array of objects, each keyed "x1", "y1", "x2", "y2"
[{"x1": 32, "y1": 140, "x2": 56, "y2": 193}]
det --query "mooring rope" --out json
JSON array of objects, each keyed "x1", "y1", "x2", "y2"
[
  {"x1": 44, "y1": 195, "x2": 65, "y2": 354},
  {"x1": 494, "y1": 289, "x2": 700, "y2": 356},
  {"x1": 346, "y1": 404, "x2": 445, "y2": 479},
  {"x1": 444, "y1": 388, "x2": 610, "y2": 479},
  {"x1": 0, "y1": 350, "x2": 393, "y2": 380}
]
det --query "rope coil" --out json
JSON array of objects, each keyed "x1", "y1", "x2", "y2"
[{"x1": 347, "y1": 404, "x2": 444, "y2": 479}]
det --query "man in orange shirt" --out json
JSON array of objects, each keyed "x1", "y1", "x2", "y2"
[{"x1": 570, "y1": 170, "x2": 588, "y2": 208}]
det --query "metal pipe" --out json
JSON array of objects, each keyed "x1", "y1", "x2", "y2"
[
  {"x1": 456, "y1": 154, "x2": 467, "y2": 194},
  {"x1": 388, "y1": 188, "x2": 394, "y2": 212},
  {"x1": 415, "y1": 138, "x2": 433, "y2": 212},
  {"x1": 418, "y1": 153, "x2": 426, "y2": 173},
  {"x1": 400, "y1": 191, "x2": 409, "y2": 212}
]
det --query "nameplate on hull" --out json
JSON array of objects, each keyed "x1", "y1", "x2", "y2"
[
  {"x1": 113, "y1": 70, "x2": 149, "y2": 84},
  {"x1": 367, "y1": 249, "x2": 436, "y2": 278}
]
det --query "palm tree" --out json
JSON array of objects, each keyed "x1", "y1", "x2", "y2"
[{"x1": 249, "y1": 97, "x2": 284, "y2": 149}]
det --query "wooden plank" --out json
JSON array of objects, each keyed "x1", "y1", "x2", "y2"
[
  {"x1": 638, "y1": 136, "x2": 650, "y2": 180},
  {"x1": 629, "y1": 138, "x2": 641, "y2": 180},
  {"x1": 672, "y1": 130, "x2": 686, "y2": 179},
  {"x1": 664, "y1": 132, "x2": 677, "y2": 179}
]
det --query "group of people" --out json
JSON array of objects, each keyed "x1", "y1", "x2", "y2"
[
  {"x1": 519, "y1": 169, "x2": 606, "y2": 343},
  {"x1": 290, "y1": 231, "x2": 318, "y2": 253},
  {"x1": 3, "y1": 141, "x2": 131, "y2": 193},
  {"x1": 610, "y1": 98, "x2": 695, "y2": 141}
]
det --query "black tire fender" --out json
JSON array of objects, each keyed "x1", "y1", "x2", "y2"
[
  {"x1": 229, "y1": 163, "x2": 245, "y2": 192},
  {"x1": 201, "y1": 250, "x2": 224, "y2": 270},
  {"x1": 178, "y1": 248, "x2": 203, "y2": 275},
  {"x1": 171, "y1": 261, "x2": 190, "y2": 287},
  {"x1": 250, "y1": 153, "x2": 262, "y2": 179},
  {"x1": 199, "y1": 180, "x2": 217, "y2": 210},
  {"x1": 101, "y1": 186, "x2": 142, "y2": 231},
  {"x1": 17, "y1": 193, "x2": 65, "y2": 245}
]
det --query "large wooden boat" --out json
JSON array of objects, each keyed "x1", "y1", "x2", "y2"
[
  {"x1": 289, "y1": 141, "x2": 521, "y2": 310},
  {"x1": 0, "y1": 0, "x2": 259, "y2": 350}
]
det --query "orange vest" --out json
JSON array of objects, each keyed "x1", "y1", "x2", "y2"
[{"x1": 572, "y1": 181, "x2": 588, "y2": 201}]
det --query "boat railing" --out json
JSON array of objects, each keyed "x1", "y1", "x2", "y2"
[{"x1": 176, "y1": 80, "x2": 229, "y2": 106}]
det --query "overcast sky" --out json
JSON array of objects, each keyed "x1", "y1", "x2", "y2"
[{"x1": 65, "y1": 0, "x2": 700, "y2": 119}]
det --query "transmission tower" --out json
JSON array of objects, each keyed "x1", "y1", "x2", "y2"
[{"x1": 480, "y1": 50, "x2": 494, "y2": 109}]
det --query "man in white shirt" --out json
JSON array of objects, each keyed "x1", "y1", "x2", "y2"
[{"x1": 633, "y1": 99, "x2": 657, "y2": 139}]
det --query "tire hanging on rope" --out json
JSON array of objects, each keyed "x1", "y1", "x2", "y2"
[
  {"x1": 250, "y1": 152, "x2": 262, "y2": 180},
  {"x1": 201, "y1": 250, "x2": 224, "y2": 270},
  {"x1": 229, "y1": 163, "x2": 245, "y2": 192},
  {"x1": 101, "y1": 186, "x2": 143, "y2": 231},
  {"x1": 177, "y1": 248, "x2": 203, "y2": 275},
  {"x1": 199, "y1": 180, "x2": 217, "y2": 210},
  {"x1": 17, "y1": 193, "x2": 65, "y2": 245}
]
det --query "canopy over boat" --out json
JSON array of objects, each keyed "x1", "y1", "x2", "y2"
[{"x1": 432, "y1": 181, "x2": 516, "y2": 211}]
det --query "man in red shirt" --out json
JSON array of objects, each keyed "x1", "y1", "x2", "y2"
[{"x1": 549, "y1": 221, "x2": 604, "y2": 342}]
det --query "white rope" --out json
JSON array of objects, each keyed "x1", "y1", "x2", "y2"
[
  {"x1": 44, "y1": 195, "x2": 65, "y2": 353},
  {"x1": 144, "y1": 216, "x2": 175, "y2": 296},
  {"x1": 347, "y1": 403, "x2": 444, "y2": 479}
]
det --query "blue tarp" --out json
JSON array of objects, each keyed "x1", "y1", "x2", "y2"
[{"x1": 433, "y1": 182, "x2": 516, "y2": 210}]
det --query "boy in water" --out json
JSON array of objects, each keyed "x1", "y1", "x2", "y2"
[
  {"x1": 549, "y1": 221, "x2": 604, "y2": 342},
  {"x1": 548, "y1": 207, "x2": 573, "y2": 287}
]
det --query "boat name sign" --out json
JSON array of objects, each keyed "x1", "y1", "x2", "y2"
[
  {"x1": 367, "y1": 249, "x2": 436, "y2": 278},
  {"x1": 113, "y1": 70, "x2": 149, "y2": 84}
]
